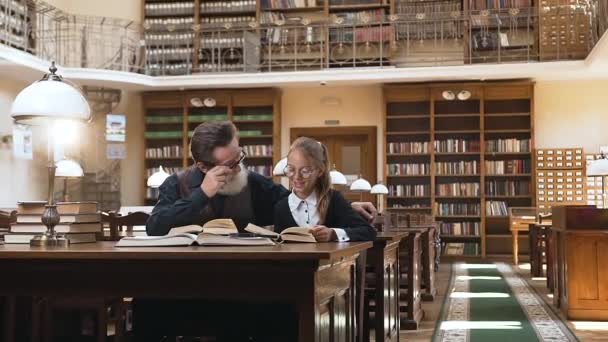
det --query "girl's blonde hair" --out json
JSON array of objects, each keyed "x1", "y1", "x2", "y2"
[{"x1": 288, "y1": 137, "x2": 332, "y2": 223}]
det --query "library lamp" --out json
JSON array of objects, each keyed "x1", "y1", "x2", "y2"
[
  {"x1": 147, "y1": 166, "x2": 170, "y2": 188},
  {"x1": 587, "y1": 156, "x2": 608, "y2": 208},
  {"x1": 330, "y1": 165, "x2": 347, "y2": 186},
  {"x1": 56, "y1": 159, "x2": 84, "y2": 202},
  {"x1": 350, "y1": 175, "x2": 371, "y2": 201},
  {"x1": 10, "y1": 61, "x2": 91, "y2": 247},
  {"x1": 370, "y1": 182, "x2": 389, "y2": 213}
]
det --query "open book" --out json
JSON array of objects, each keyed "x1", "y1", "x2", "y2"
[
  {"x1": 115, "y1": 219, "x2": 275, "y2": 247},
  {"x1": 244, "y1": 223, "x2": 317, "y2": 243}
]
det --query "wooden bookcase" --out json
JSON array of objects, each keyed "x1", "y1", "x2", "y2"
[
  {"x1": 142, "y1": 88, "x2": 281, "y2": 205},
  {"x1": 383, "y1": 81, "x2": 534, "y2": 258},
  {"x1": 539, "y1": 0, "x2": 593, "y2": 61}
]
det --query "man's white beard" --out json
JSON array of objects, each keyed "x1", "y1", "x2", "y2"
[{"x1": 217, "y1": 163, "x2": 248, "y2": 195}]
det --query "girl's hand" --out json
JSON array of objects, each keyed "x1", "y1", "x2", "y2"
[{"x1": 310, "y1": 225, "x2": 336, "y2": 242}]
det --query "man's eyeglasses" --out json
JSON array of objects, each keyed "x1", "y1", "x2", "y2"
[
  {"x1": 204, "y1": 149, "x2": 246, "y2": 169},
  {"x1": 284, "y1": 166, "x2": 316, "y2": 179},
  {"x1": 225, "y1": 149, "x2": 247, "y2": 169}
]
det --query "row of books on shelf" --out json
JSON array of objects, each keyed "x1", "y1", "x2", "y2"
[
  {"x1": 388, "y1": 184, "x2": 430, "y2": 197},
  {"x1": 146, "y1": 32, "x2": 195, "y2": 44},
  {"x1": 436, "y1": 182, "x2": 480, "y2": 197},
  {"x1": 436, "y1": 161, "x2": 479, "y2": 175},
  {"x1": 145, "y1": 2, "x2": 195, "y2": 17},
  {"x1": 201, "y1": 1, "x2": 257, "y2": 13},
  {"x1": 389, "y1": 204, "x2": 429, "y2": 209},
  {"x1": 202, "y1": 16, "x2": 256, "y2": 24},
  {"x1": 442, "y1": 242, "x2": 479, "y2": 256},
  {"x1": 1, "y1": 0, "x2": 27, "y2": 15},
  {"x1": 261, "y1": 0, "x2": 318, "y2": 9},
  {"x1": 486, "y1": 138, "x2": 530, "y2": 153},
  {"x1": 146, "y1": 145, "x2": 183, "y2": 159},
  {"x1": 147, "y1": 167, "x2": 181, "y2": 178},
  {"x1": 329, "y1": 26, "x2": 394, "y2": 43},
  {"x1": 388, "y1": 163, "x2": 430, "y2": 176},
  {"x1": 243, "y1": 144, "x2": 273, "y2": 157},
  {"x1": 147, "y1": 63, "x2": 193, "y2": 74},
  {"x1": 144, "y1": 18, "x2": 194, "y2": 31},
  {"x1": 198, "y1": 63, "x2": 247, "y2": 72},
  {"x1": 485, "y1": 160, "x2": 530, "y2": 174},
  {"x1": 434, "y1": 202, "x2": 480, "y2": 216},
  {"x1": 247, "y1": 165, "x2": 272, "y2": 177},
  {"x1": 4, "y1": 201, "x2": 101, "y2": 244},
  {"x1": 201, "y1": 37, "x2": 246, "y2": 48},
  {"x1": 395, "y1": 0, "x2": 461, "y2": 18},
  {"x1": 334, "y1": 9, "x2": 385, "y2": 23},
  {"x1": 146, "y1": 129, "x2": 265, "y2": 139},
  {"x1": 485, "y1": 180, "x2": 530, "y2": 196},
  {"x1": 234, "y1": 114, "x2": 273, "y2": 121},
  {"x1": 147, "y1": 48, "x2": 193, "y2": 60},
  {"x1": 468, "y1": 0, "x2": 531, "y2": 10},
  {"x1": 485, "y1": 200, "x2": 507, "y2": 216},
  {"x1": 434, "y1": 140, "x2": 480, "y2": 153},
  {"x1": 439, "y1": 222, "x2": 480, "y2": 236},
  {"x1": 387, "y1": 141, "x2": 429, "y2": 154}
]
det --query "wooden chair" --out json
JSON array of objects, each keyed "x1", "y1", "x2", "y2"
[{"x1": 42, "y1": 211, "x2": 150, "y2": 342}]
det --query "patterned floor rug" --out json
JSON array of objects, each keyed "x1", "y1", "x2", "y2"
[{"x1": 433, "y1": 262, "x2": 578, "y2": 342}]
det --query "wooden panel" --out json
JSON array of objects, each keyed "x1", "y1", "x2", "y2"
[
  {"x1": 143, "y1": 92, "x2": 185, "y2": 108},
  {"x1": 484, "y1": 85, "x2": 531, "y2": 100},
  {"x1": 568, "y1": 235, "x2": 599, "y2": 305},
  {"x1": 383, "y1": 86, "x2": 430, "y2": 102},
  {"x1": 232, "y1": 89, "x2": 277, "y2": 106}
]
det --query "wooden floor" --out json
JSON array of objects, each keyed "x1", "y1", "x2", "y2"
[{"x1": 395, "y1": 261, "x2": 608, "y2": 342}]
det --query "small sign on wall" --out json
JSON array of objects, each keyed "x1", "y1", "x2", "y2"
[
  {"x1": 106, "y1": 114, "x2": 126, "y2": 142},
  {"x1": 107, "y1": 144, "x2": 126, "y2": 160},
  {"x1": 12, "y1": 124, "x2": 32, "y2": 160}
]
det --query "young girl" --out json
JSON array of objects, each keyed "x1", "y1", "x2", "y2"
[{"x1": 274, "y1": 137, "x2": 376, "y2": 242}]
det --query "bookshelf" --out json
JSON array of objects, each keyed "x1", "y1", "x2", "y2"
[
  {"x1": 0, "y1": 0, "x2": 33, "y2": 52},
  {"x1": 383, "y1": 81, "x2": 534, "y2": 258},
  {"x1": 142, "y1": 88, "x2": 281, "y2": 205},
  {"x1": 464, "y1": 0, "x2": 536, "y2": 64}
]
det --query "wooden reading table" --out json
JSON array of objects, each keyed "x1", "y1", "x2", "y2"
[{"x1": 0, "y1": 241, "x2": 372, "y2": 342}]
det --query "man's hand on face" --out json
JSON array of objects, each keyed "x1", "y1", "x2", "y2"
[
  {"x1": 201, "y1": 166, "x2": 231, "y2": 198},
  {"x1": 351, "y1": 202, "x2": 377, "y2": 223}
]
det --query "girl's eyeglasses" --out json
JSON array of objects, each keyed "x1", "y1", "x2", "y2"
[{"x1": 284, "y1": 166, "x2": 316, "y2": 179}]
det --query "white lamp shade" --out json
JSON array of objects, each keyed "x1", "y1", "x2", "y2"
[
  {"x1": 273, "y1": 157, "x2": 287, "y2": 176},
  {"x1": 350, "y1": 177, "x2": 371, "y2": 191},
  {"x1": 11, "y1": 79, "x2": 91, "y2": 125},
  {"x1": 370, "y1": 183, "x2": 389, "y2": 194},
  {"x1": 55, "y1": 159, "x2": 84, "y2": 178},
  {"x1": 588, "y1": 158, "x2": 608, "y2": 176},
  {"x1": 330, "y1": 169, "x2": 347, "y2": 185},
  {"x1": 147, "y1": 166, "x2": 171, "y2": 188}
]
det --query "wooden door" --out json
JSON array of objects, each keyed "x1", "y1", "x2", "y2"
[{"x1": 290, "y1": 127, "x2": 377, "y2": 203}]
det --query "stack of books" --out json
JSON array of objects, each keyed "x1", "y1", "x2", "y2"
[{"x1": 5, "y1": 201, "x2": 101, "y2": 244}]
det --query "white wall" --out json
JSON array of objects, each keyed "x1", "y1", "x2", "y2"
[
  {"x1": 534, "y1": 80, "x2": 608, "y2": 152},
  {"x1": 44, "y1": 0, "x2": 142, "y2": 22},
  {"x1": 0, "y1": 80, "x2": 47, "y2": 207}
]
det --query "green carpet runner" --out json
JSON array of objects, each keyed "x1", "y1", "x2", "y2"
[{"x1": 434, "y1": 262, "x2": 577, "y2": 342}]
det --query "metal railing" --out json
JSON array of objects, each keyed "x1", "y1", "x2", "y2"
[{"x1": 0, "y1": 0, "x2": 605, "y2": 77}]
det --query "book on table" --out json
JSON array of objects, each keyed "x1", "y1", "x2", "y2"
[
  {"x1": 16, "y1": 201, "x2": 99, "y2": 215},
  {"x1": 4, "y1": 233, "x2": 97, "y2": 244},
  {"x1": 115, "y1": 219, "x2": 276, "y2": 247},
  {"x1": 244, "y1": 223, "x2": 317, "y2": 243}
]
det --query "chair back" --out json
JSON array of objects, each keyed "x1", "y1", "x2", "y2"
[
  {"x1": 0, "y1": 210, "x2": 17, "y2": 229},
  {"x1": 106, "y1": 211, "x2": 150, "y2": 241}
]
